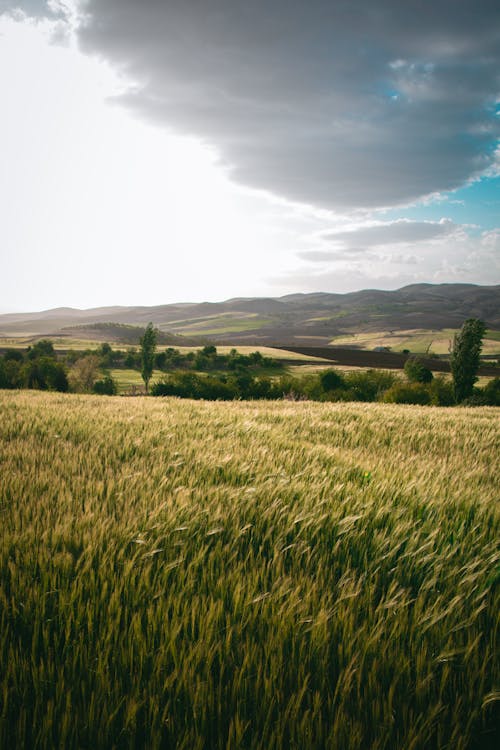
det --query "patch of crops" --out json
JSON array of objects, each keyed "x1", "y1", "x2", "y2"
[{"x1": 0, "y1": 392, "x2": 498, "y2": 749}]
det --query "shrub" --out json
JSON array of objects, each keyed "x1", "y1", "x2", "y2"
[
  {"x1": 429, "y1": 376, "x2": 455, "y2": 406},
  {"x1": 0, "y1": 358, "x2": 23, "y2": 389},
  {"x1": 482, "y1": 377, "x2": 500, "y2": 406},
  {"x1": 3, "y1": 349, "x2": 24, "y2": 362},
  {"x1": 20, "y1": 357, "x2": 68, "y2": 392},
  {"x1": 69, "y1": 355, "x2": 100, "y2": 393},
  {"x1": 382, "y1": 382, "x2": 431, "y2": 405},
  {"x1": 320, "y1": 368, "x2": 345, "y2": 392},
  {"x1": 93, "y1": 376, "x2": 118, "y2": 396},
  {"x1": 404, "y1": 356, "x2": 433, "y2": 384},
  {"x1": 345, "y1": 369, "x2": 396, "y2": 401}
]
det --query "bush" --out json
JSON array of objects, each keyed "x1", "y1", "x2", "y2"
[
  {"x1": 462, "y1": 390, "x2": 490, "y2": 407},
  {"x1": 320, "y1": 368, "x2": 345, "y2": 392},
  {"x1": 93, "y1": 376, "x2": 118, "y2": 396},
  {"x1": 404, "y1": 356, "x2": 433, "y2": 384},
  {"x1": 124, "y1": 349, "x2": 140, "y2": 368},
  {"x1": 21, "y1": 357, "x2": 68, "y2": 392},
  {"x1": 462, "y1": 378, "x2": 500, "y2": 407},
  {"x1": 68, "y1": 355, "x2": 100, "y2": 393},
  {"x1": 382, "y1": 382, "x2": 431, "y2": 405},
  {"x1": 345, "y1": 369, "x2": 396, "y2": 401},
  {"x1": 152, "y1": 373, "x2": 236, "y2": 400},
  {"x1": 0, "y1": 358, "x2": 23, "y2": 389},
  {"x1": 482, "y1": 377, "x2": 500, "y2": 406},
  {"x1": 429, "y1": 376, "x2": 455, "y2": 406},
  {"x1": 3, "y1": 349, "x2": 24, "y2": 362}
]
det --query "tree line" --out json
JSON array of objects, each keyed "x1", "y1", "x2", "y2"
[{"x1": 0, "y1": 318, "x2": 498, "y2": 405}]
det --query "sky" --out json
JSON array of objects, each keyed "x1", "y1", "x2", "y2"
[{"x1": 0, "y1": 0, "x2": 499, "y2": 312}]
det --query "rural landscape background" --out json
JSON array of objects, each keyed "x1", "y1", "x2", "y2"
[
  {"x1": 2, "y1": 0, "x2": 500, "y2": 747},
  {"x1": 1, "y1": 282, "x2": 499, "y2": 747}
]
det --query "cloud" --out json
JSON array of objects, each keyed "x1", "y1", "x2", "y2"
[
  {"x1": 271, "y1": 227, "x2": 500, "y2": 292},
  {"x1": 322, "y1": 218, "x2": 457, "y2": 247},
  {"x1": 70, "y1": 0, "x2": 500, "y2": 211}
]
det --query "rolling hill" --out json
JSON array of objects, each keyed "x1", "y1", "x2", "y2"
[{"x1": 1, "y1": 283, "x2": 499, "y2": 347}]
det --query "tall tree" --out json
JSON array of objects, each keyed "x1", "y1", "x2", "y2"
[
  {"x1": 450, "y1": 319, "x2": 486, "y2": 402},
  {"x1": 140, "y1": 322, "x2": 157, "y2": 394}
]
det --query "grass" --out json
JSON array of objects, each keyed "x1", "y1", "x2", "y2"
[
  {"x1": 167, "y1": 313, "x2": 271, "y2": 335},
  {"x1": 111, "y1": 368, "x2": 164, "y2": 393},
  {"x1": 0, "y1": 392, "x2": 499, "y2": 749}
]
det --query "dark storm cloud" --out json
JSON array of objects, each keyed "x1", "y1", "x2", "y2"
[{"x1": 76, "y1": 0, "x2": 500, "y2": 209}]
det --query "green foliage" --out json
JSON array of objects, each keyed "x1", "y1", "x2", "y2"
[
  {"x1": 320, "y1": 368, "x2": 345, "y2": 391},
  {"x1": 428, "y1": 376, "x2": 455, "y2": 406},
  {"x1": 97, "y1": 342, "x2": 116, "y2": 368},
  {"x1": 404, "y1": 356, "x2": 433, "y2": 383},
  {"x1": 462, "y1": 378, "x2": 500, "y2": 406},
  {"x1": 3, "y1": 348, "x2": 24, "y2": 362},
  {"x1": 93, "y1": 375, "x2": 118, "y2": 396},
  {"x1": 0, "y1": 340, "x2": 68, "y2": 392},
  {"x1": 201, "y1": 344, "x2": 217, "y2": 355},
  {"x1": 382, "y1": 382, "x2": 432, "y2": 405},
  {"x1": 124, "y1": 348, "x2": 140, "y2": 368},
  {"x1": 151, "y1": 371, "x2": 281, "y2": 400},
  {"x1": 344, "y1": 369, "x2": 396, "y2": 401},
  {"x1": 68, "y1": 355, "x2": 100, "y2": 393},
  {"x1": 0, "y1": 359, "x2": 22, "y2": 389},
  {"x1": 154, "y1": 351, "x2": 167, "y2": 370},
  {"x1": 27, "y1": 339, "x2": 55, "y2": 360},
  {"x1": 140, "y1": 323, "x2": 158, "y2": 393},
  {"x1": 482, "y1": 376, "x2": 500, "y2": 406},
  {"x1": 451, "y1": 319, "x2": 486, "y2": 402}
]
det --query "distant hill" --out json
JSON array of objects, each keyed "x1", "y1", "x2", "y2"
[
  {"x1": 60, "y1": 323, "x2": 202, "y2": 346},
  {"x1": 1, "y1": 283, "x2": 499, "y2": 347}
]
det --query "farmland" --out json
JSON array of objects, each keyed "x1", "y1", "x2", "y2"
[{"x1": 1, "y1": 391, "x2": 498, "y2": 748}]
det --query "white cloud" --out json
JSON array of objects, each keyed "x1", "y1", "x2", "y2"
[{"x1": 273, "y1": 226, "x2": 500, "y2": 292}]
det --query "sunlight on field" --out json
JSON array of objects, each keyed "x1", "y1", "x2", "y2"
[
  {"x1": 329, "y1": 329, "x2": 500, "y2": 356},
  {"x1": 111, "y1": 368, "x2": 164, "y2": 392},
  {"x1": 1, "y1": 392, "x2": 498, "y2": 748}
]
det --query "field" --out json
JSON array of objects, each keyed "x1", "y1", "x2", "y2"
[
  {"x1": 1, "y1": 392, "x2": 499, "y2": 749},
  {"x1": 328, "y1": 329, "x2": 500, "y2": 356}
]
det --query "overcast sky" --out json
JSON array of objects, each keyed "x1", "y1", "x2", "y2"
[{"x1": 1, "y1": 0, "x2": 499, "y2": 311}]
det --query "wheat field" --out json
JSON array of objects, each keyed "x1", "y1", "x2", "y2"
[{"x1": 0, "y1": 391, "x2": 498, "y2": 749}]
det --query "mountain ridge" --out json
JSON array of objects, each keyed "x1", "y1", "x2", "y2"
[{"x1": 1, "y1": 283, "x2": 499, "y2": 345}]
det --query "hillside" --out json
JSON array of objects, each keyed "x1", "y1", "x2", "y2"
[{"x1": 1, "y1": 283, "x2": 499, "y2": 346}]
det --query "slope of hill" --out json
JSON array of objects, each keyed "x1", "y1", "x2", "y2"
[{"x1": 1, "y1": 284, "x2": 499, "y2": 346}]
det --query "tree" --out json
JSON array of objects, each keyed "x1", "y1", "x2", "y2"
[
  {"x1": 404, "y1": 356, "x2": 433, "y2": 384},
  {"x1": 450, "y1": 319, "x2": 486, "y2": 402},
  {"x1": 69, "y1": 355, "x2": 100, "y2": 393},
  {"x1": 27, "y1": 339, "x2": 55, "y2": 360},
  {"x1": 140, "y1": 322, "x2": 157, "y2": 393},
  {"x1": 320, "y1": 368, "x2": 344, "y2": 392}
]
